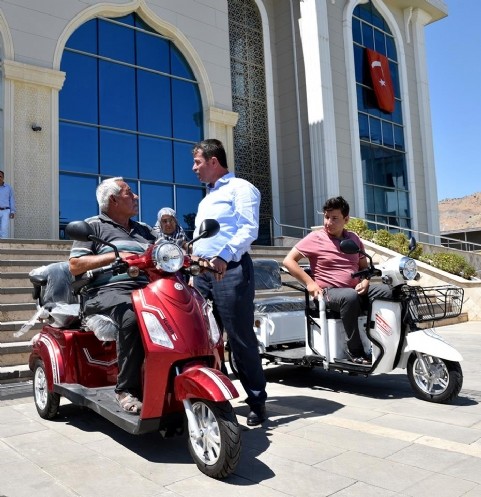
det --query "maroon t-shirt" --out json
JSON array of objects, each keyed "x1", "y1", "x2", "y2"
[{"x1": 295, "y1": 228, "x2": 364, "y2": 289}]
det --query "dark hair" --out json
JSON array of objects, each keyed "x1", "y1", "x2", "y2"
[
  {"x1": 193, "y1": 139, "x2": 228, "y2": 169},
  {"x1": 322, "y1": 196, "x2": 350, "y2": 217}
]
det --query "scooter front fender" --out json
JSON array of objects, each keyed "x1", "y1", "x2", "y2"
[
  {"x1": 174, "y1": 366, "x2": 239, "y2": 402},
  {"x1": 404, "y1": 329, "x2": 463, "y2": 363}
]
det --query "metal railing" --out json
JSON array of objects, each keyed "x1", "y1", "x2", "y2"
[{"x1": 270, "y1": 216, "x2": 481, "y2": 254}]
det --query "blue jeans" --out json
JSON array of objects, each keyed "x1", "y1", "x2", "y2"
[
  {"x1": 324, "y1": 284, "x2": 392, "y2": 356},
  {"x1": 194, "y1": 253, "x2": 267, "y2": 407}
]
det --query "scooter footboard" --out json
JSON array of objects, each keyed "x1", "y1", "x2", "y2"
[{"x1": 174, "y1": 366, "x2": 239, "y2": 402}]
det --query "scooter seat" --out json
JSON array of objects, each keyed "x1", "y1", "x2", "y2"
[{"x1": 254, "y1": 296, "x2": 305, "y2": 313}]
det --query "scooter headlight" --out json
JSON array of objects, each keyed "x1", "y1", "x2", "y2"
[
  {"x1": 399, "y1": 257, "x2": 417, "y2": 280},
  {"x1": 204, "y1": 302, "x2": 221, "y2": 344},
  {"x1": 142, "y1": 312, "x2": 174, "y2": 349},
  {"x1": 152, "y1": 242, "x2": 183, "y2": 273}
]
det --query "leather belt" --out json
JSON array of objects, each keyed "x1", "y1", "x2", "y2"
[{"x1": 0, "y1": 207, "x2": 9, "y2": 210}]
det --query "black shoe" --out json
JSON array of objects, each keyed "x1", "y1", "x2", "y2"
[{"x1": 247, "y1": 404, "x2": 266, "y2": 426}]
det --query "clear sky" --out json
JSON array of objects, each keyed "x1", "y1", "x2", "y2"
[{"x1": 425, "y1": 0, "x2": 481, "y2": 201}]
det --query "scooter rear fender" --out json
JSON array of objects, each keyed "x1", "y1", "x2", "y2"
[
  {"x1": 400, "y1": 329, "x2": 463, "y2": 367},
  {"x1": 174, "y1": 365, "x2": 239, "y2": 402},
  {"x1": 29, "y1": 332, "x2": 64, "y2": 389}
]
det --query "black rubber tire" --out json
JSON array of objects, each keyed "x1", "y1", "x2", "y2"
[
  {"x1": 407, "y1": 353, "x2": 463, "y2": 404},
  {"x1": 33, "y1": 359, "x2": 60, "y2": 419},
  {"x1": 187, "y1": 399, "x2": 241, "y2": 479}
]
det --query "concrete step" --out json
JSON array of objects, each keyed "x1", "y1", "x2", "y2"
[
  {"x1": 0, "y1": 303, "x2": 37, "y2": 322},
  {"x1": 0, "y1": 364, "x2": 32, "y2": 383},
  {"x1": 0, "y1": 341, "x2": 32, "y2": 367},
  {"x1": 0, "y1": 320, "x2": 41, "y2": 343},
  {"x1": 0, "y1": 247, "x2": 70, "y2": 260},
  {"x1": 0, "y1": 260, "x2": 64, "y2": 273},
  {"x1": 0, "y1": 287, "x2": 34, "y2": 303},
  {"x1": 0, "y1": 272, "x2": 33, "y2": 287},
  {"x1": 0, "y1": 240, "x2": 72, "y2": 251}
]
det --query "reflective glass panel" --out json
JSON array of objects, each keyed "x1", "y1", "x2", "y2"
[
  {"x1": 60, "y1": 174, "x2": 99, "y2": 226},
  {"x1": 137, "y1": 70, "x2": 172, "y2": 136},
  {"x1": 99, "y1": 19, "x2": 135, "y2": 64},
  {"x1": 100, "y1": 129, "x2": 137, "y2": 178},
  {"x1": 65, "y1": 18, "x2": 97, "y2": 53},
  {"x1": 136, "y1": 31, "x2": 170, "y2": 73},
  {"x1": 172, "y1": 80, "x2": 203, "y2": 141},
  {"x1": 139, "y1": 136, "x2": 173, "y2": 182},
  {"x1": 60, "y1": 52, "x2": 98, "y2": 123},
  {"x1": 140, "y1": 182, "x2": 174, "y2": 227},
  {"x1": 99, "y1": 60, "x2": 136, "y2": 129},
  {"x1": 175, "y1": 186, "x2": 205, "y2": 238},
  {"x1": 173, "y1": 141, "x2": 198, "y2": 185},
  {"x1": 60, "y1": 122, "x2": 98, "y2": 174}
]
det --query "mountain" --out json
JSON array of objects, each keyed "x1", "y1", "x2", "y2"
[{"x1": 438, "y1": 192, "x2": 481, "y2": 233}]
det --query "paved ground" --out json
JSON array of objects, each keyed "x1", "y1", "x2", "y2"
[{"x1": 1, "y1": 321, "x2": 481, "y2": 497}]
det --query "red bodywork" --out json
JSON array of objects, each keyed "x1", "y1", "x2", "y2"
[{"x1": 29, "y1": 245, "x2": 237, "y2": 423}]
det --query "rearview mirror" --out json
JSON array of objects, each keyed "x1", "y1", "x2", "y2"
[{"x1": 66, "y1": 221, "x2": 94, "y2": 242}]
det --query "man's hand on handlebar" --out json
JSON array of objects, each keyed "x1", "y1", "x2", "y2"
[{"x1": 193, "y1": 256, "x2": 226, "y2": 281}]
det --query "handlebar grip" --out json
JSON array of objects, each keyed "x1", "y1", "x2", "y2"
[{"x1": 351, "y1": 269, "x2": 371, "y2": 279}]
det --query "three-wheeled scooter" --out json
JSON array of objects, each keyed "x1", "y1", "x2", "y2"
[
  {"x1": 229, "y1": 239, "x2": 464, "y2": 404},
  {"x1": 28, "y1": 219, "x2": 241, "y2": 479}
]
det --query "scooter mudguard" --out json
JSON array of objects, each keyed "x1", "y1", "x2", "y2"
[
  {"x1": 174, "y1": 366, "x2": 239, "y2": 402},
  {"x1": 404, "y1": 329, "x2": 463, "y2": 363},
  {"x1": 30, "y1": 332, "x2": 65, "y2": 389}
]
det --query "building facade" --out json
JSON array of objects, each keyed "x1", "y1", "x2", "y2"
[{"x1": 0, "y1": 0, "x2": 447, "y2": 242}]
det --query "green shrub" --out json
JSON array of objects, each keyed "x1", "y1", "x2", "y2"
[
  {"x1": 347, "y1": 218, "x2": 473, "y2": 279},
  {"x1": 419, "y1": 252, "x2": 476, "y2": 279},
  {"x1": 346, "y1": 218, "x2": 374, "y2": 241}
]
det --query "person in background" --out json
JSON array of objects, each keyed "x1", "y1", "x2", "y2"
[
  {"x1": 152, "y1": 207, "x2": 189, "y2": 249},
  {"x1": 69, "y1": 177, "x2": 155, "y2": 414},
  {"x1": 191, "y1": 138, "x2": 267, "y2": 427},
  {"x1": 0, "y1": 170, "x2": 16, "y2": 238},
  {"x1": 283, "y1": 196, "x2": 391, "y2": 365}
]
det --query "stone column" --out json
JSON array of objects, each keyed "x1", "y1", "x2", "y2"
[
  {"x1": 205, "y1": 106, "x2": 238, "y2": 170},
  {"x1": 2, "y1": 60, "x2": 65, "y2": 239}
]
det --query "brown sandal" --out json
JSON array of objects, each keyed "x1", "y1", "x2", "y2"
[{"x1": 116, "y1": 392, "x2": 142, "y2": 415}]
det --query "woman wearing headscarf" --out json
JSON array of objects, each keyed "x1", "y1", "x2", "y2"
[{"x1": 152, "y1": 207, "x2": 189, "y2": 249}]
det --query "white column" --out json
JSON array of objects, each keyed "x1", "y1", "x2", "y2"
[
  {"x1": 410, "y1": 8, "x2": 440, "y2": 240},
  {"x1": 299, "y1": 0, "x2": 339, "y2": 226},
  {"x1": 2, "y1": 60, "x2": 65, "y2": 239}
]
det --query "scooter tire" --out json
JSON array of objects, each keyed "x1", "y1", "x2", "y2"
[
  {"x1": 407, "y1": 353, "x2": 463, "y2": 404},
  {"x1": 33, "y1": 359, "x2": 60, "y2": 419},
  {"x1": 187, "y1": 399, "x2": 241, "y2": 479}
]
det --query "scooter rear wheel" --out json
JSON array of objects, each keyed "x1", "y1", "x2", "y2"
[
  {"x1": 33, "y1": 359, "x2": 60, "y2": 419},
  {"x1": 187, "y1": 399, "x2": 241, "y2": 479},
  {"x1": 407, "y1": 353, "x2": 463, "y2": 404}
]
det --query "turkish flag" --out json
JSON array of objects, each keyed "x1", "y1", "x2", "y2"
[{"x1": 365, "y1": 48, "x2": 395, "y2": 113}]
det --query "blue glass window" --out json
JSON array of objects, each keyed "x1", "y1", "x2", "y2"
[
  {"x1": 59, "y1": 52, "x2": 98, "y2": 123},
  {"x1": 59, "y1": 13, "x2": 204, "y2": 238},
  {"x1": 59, "y1": 174, "x2": 99, "y2": 227},
  {"x1": 60, "y1": 123, "x2": 98, "y2": 174},
  {"x1": 353, "y1": 2, "x2": 409, "y2": 229}
]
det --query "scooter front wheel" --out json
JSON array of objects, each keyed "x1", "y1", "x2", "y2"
[
  {"x1": 33, "y1": 359, "x2": 60, "y2": 419},
  {"x1": 407, "y1": 353, "x2": 463, "y2": 403},
  {"x1": 187, "y1": 399, "x2": 241, "y2": 479}
]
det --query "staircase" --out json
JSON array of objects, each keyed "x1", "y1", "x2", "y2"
[{"x1": 0, "y1": 239, "x2": 72, "y2": 382}]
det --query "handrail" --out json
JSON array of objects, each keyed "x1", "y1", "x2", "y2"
[{"x1": 271, "y1": 216, "x2": 481, "y2": 253}]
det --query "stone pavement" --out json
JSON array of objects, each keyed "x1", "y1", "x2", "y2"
[{"x1": 1, "y1": 321, "x2": 481, "y2": 497}]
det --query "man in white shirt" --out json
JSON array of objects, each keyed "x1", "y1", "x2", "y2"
[
  {"x1": 192, "y1": 139, "x2": 267, "y2": 427},
  {"x1": 0, "y1": 171, "x2": 16, "y2": 238}
]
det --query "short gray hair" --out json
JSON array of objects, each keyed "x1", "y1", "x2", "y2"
[{"x1": 96, "y1": 177, "x2": 123, "y2": 212}]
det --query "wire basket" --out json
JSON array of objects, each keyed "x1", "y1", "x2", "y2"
[{"x1": 402, "y1": 285, "x2": 464, "y2": 323}]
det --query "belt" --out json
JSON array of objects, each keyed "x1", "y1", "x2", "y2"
[{"x1": 0, "y1": 207, "x2": 9, "y2": 210}]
